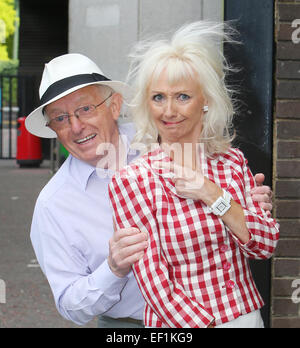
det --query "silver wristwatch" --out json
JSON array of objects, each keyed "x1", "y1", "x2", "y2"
[{"x1": 209, "y1": 190, "x2": 232, "y2": 216}]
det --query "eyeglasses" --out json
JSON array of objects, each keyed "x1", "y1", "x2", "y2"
[{"x1": 45, "y1": 92, "x2": 113, "y2": 130}]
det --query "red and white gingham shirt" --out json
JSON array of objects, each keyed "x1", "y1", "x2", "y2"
[{"x1": 108, "y1": 147, "x2": 279, "y2": 328}]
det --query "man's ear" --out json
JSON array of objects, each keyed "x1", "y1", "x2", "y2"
[{"x1": 110, "y1": 93, "x2": 123, "y2": 121}]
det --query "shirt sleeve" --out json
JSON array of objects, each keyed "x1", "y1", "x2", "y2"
[
  {"x1": 108, "y1": 168, "x2": 215, "y2": 328},
  {"x1": 30, "y1": 198, "x2": 129, "y2": 326},
  {"x1": 227, "y1": 150, "x2": 280, "y2": 260}
]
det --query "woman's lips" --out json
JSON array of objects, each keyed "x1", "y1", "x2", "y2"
[{"x1": 162, "y1": 120, "x2": 185, "y2": 126}]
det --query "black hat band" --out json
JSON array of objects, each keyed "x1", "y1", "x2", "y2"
[{"x1": 40, "y1": 73, "x2": 111, "y2": 106}]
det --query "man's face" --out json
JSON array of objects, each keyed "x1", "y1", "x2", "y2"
[{"x1": 45, "y1": 85, "x2": 122, "y2": 167}]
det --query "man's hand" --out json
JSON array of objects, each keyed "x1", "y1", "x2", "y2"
[
  {"x1": 252, "y1": 173, "x2": 273, "y2": 214},
  {"x1": 108, "y1": 226, "x2": 148, "y2": 278}
]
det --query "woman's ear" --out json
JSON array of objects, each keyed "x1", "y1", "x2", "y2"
[{"x1": 109, "y1": 93, "x2": 123, "y2": 121}]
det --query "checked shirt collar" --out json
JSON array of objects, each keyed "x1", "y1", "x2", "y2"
[{"x1": 140, "y1": 145, "x2": 216, "y2": 199}]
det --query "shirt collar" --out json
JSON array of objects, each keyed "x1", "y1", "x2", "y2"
[
  {"x1": 69, "y1": 155, "x2": 96, "y2": 191},
  {"x1": 145, "y1": 145, "x2": 226, "y2": 179},
  {"x1": 141, "y1": 147, "x2": 185, "y2": 199},
  {"x1": 142, "y1": 146, "x2": 214, "y2": 200},
  {"x1": 145, "y1": 146, "x2": 175, "y2": 179}
]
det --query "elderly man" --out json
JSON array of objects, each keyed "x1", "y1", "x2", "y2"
[{"x1": 26, "y1": 53, "x2": 273, "y2": 328}]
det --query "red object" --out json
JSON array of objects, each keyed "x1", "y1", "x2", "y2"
[
  {"x1": 16, "y1": 117, "x2": 43, "y2": 167},
  {"x1": 109, "y1": 147, "x2": 280, "y2": 328}
]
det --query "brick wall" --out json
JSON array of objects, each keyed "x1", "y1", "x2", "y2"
[{"x1": 272, "y1": 0, "x2": 300, "y2": 328}]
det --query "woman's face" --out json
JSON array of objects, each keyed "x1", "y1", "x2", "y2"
[{"x1": 147, "y1": 69, "x2": 207, "y2": 146}]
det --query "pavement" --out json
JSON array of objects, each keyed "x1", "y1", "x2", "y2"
[{"x1": 0, "y1": 159, "x2": 97, "y2": 328}]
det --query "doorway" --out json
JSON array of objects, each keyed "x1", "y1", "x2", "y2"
[
  {"x1": 224, "y1": 0, "x2": 274, "y2": 327},
  {"x1": 18, "y1": 0, "x2": 69, "y2": 159}
]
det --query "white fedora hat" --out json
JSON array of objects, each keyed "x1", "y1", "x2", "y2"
[{"x1": 25, "y1": 53, "x2": 131, "y2": 138}]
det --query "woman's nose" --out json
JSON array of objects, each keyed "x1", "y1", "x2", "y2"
[{"x1": 164, "y1": 98, "x2": 176, "y2": 117}]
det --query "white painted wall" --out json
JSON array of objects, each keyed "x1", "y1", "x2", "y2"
[{"x1": 69, "y1": 0, "x2": 223, "y2": 81}]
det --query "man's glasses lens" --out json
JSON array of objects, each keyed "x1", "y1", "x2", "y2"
[{"x1": 46, "y1": 93, "x2": 112, "y2": 130}]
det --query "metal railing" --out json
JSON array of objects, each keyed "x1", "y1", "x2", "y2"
[
  {"x1": 0, "y1": 75, "x2": 18, "y2": 159},
  {"x1": 0, "y1": 74, "x2": 36, "y2": 159}
]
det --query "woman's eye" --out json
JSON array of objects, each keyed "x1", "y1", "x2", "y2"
[
  {"x1": 178, "y1": 94, "x2": 190, "y2": 101},
  {"x1": 152, "y1": 94, "x2": 164, "y2": 102}
]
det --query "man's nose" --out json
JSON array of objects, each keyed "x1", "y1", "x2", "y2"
[{"x1": 69, "y1": 115, "x2": 85, "y2": 133}]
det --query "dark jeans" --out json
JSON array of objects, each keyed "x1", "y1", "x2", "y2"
[{"x1": 98, "y1": 316, "x2": 144, "y2": 328}]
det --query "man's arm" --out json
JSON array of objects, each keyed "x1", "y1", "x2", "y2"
[{"x1": 31, "y1": 199, "x2": 130, "y2": 325}]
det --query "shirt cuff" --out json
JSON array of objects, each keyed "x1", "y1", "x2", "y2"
[
  {"x1": 229, "y1": 209, "x2": 265, "y2": 257},
  {"x1": 89, "y1": 259, "x2": 129, "y2": 296}
]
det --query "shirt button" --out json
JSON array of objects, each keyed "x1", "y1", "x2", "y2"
[
  {"x1": 226, "y1": 280, "x2": 235, "y2": 289},
  {"x1": 220, "y1": 245, "x2": 228, "y2": 253},
  {"x1": 223, "y1": 262, "x2": 231, "y2": 271}
]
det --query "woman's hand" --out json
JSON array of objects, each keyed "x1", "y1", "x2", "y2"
[
  {"x1": 156, "y1": 160, "x2": 273, "y2": 214},
  {"x1": 156, "y1": 158, "x2": 250, "y2": 243},
  {"x1": 154, "y1": 148, "x2": 220, "y2": 203},
  {"x1": 154, "y1": 143, "x2": 207, "y2": 201},
  {"x1": 158, "y1": 160, "x2": 206, "y2": 200}
]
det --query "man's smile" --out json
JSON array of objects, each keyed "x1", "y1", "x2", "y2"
[{"x1": 75, "y1": 133, "x2": 97, "y2": 145}]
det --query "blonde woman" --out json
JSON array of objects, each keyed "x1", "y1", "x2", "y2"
[{"x1": 108, "y1": 21, "x2": 279, "y2": 328}]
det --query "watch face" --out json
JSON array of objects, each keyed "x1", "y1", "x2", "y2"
[
  {"x1": 216, "y1": 201, "x2": 227, "y2": 213},
  {"x1": 210, "y1": 191, "x2": 232, "y2": 216}
]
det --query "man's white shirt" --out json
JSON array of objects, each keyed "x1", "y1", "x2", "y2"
[{"x1": 30, "y1": 123, "x2": 144, "y2": 325}]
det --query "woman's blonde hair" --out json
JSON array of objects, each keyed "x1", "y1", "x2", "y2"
[{"x1": 126, "y1": 21, "x2": 239, "y2": 157}]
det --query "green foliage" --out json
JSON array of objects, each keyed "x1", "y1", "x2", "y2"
[
  {"x1": 0, "y1": 1, "x2": 19, "y2": 105},
  {"x1": 0, "y1": 0, "x2": 19, "y2": 60},
  {"x1": 0, "y1": 76, "x2": 18, "y2": 106},
  {"x1": 0, "y1": 58, "x2": 18, "y2": 74},
  {"x1": 0, "y1": 59, "x2": 18, "y2": 106}
]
